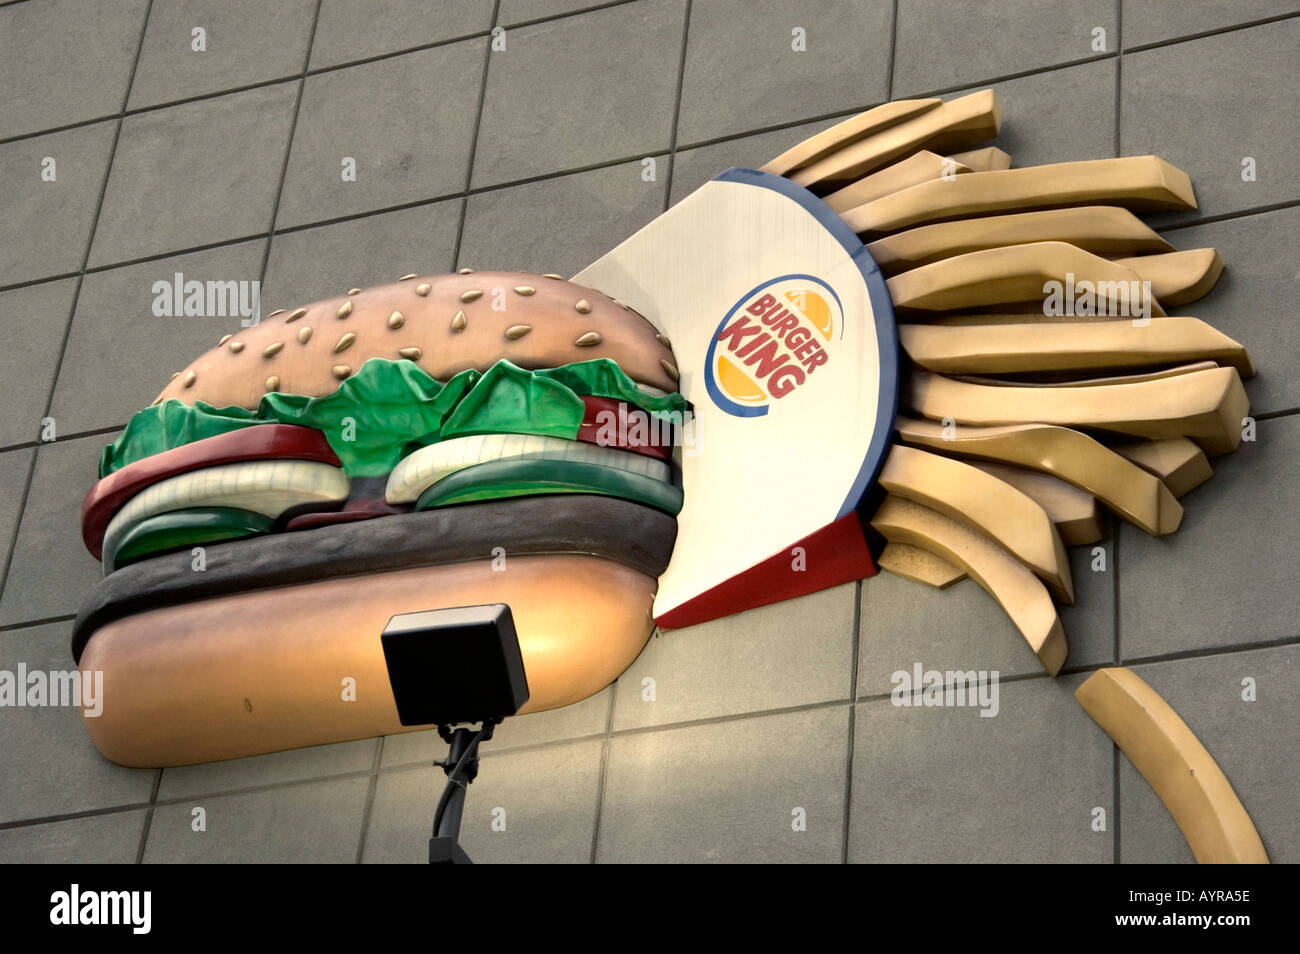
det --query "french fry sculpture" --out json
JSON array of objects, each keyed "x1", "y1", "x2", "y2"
[{"x1": 763, "y1": 91, "x2": 1265, "y2": 863}]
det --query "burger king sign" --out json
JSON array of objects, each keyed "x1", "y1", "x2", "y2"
[
  {"x1": 576, "y1": 167, "x2": 899, "y2": 630},
  {"x1": 706, "y1": 275, "x2": 840, "y2": 417}
]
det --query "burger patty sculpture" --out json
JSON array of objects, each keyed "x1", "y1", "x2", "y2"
[{"x1": 74, "y1": 90, "x2": 1268, "y2": 863}]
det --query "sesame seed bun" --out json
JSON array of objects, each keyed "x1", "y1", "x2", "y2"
[{"x1": 154, "y1": 270, "x2": 681, "y2": 409}]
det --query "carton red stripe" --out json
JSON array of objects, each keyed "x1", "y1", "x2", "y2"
[{"x1": 653, "y1": 513, "x2": 877, "y2": 630}]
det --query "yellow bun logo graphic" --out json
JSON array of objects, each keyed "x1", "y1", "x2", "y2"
[{"x1": 705, "y1": 275, "x2": 844, "y2": 417}]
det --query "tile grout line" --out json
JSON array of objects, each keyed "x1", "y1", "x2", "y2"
[
  {"x1": 588, "y1": 685, "x2": 618, "y2": 864},
  {"x1": 1156, "y1": 198, "x2": 1300, "y2": 233},
  {"x1": 256, "y1": 0, "x2": 324, "y2": 301},
  {"x1": 0, "y1": 613, "x2": 78, "y2": 634},
  {"x1": 659, "y1": 0, "x2": 693, "y2": 212},
  {"x1": 133, "y1": 769, "x2": 162, "y2": 864},
  {"x1": 451, "y1": 0, "x2": 502, "y2": 271},
  {"x1": 122, "y1": 73, "x2": 306, "y2": 124},
  {"x1": 133, "y1": 0, "x2": 319, "y2": 866},
  {"x1": 1, "y1": 70, "x2": 469, "y2": 152},
  {"x1": 0, "y1": 768, "x2": 379, "y2": 831},
  {"x1": 2, "y1": 60, "x2": 1107, "y2": 210},
  {"x1": 277, "y1": 149, "x2": 677, "y2": 233},
  {"x1": 116, "y1": 0, "x2": 160, "y2": 869},
  {"x1": 0, "y1": 272, "x2": 80, "y2": 295},
  {"x1": 847, "y1": 0, "x2": 895, "y2": 863},
  {"x1": 1113, "y1": 743, "x2": 1122, "y2": 864},
  {"x1": 504, "y1": 0, "x2": 642, "y2": 32},
  {"x1": 0, "y1": 444, "x2": 40, "y2": 606},
  {"x1": 0, "y1": 597, "x2": 1290, "y2": 677},
  {"x1": 354, "y1": 737, "x2": 384, "y2": 865},
  {"x1": 2, "y1": 187, "x2": 1293, "y2": 301},
  {"x1": 1122, "y1": 631, "x2": 1300, "y2": 667},
  {"x1": 1124, "y1": 10, "x2": 1300, "y2": 54},
  {"x1": 0, "y1": 424, "x2": 130, "y2": 458},
  {"x1": 65, "y1": 233, "x2": 274, "y2": 282},
  {"x1": 0, "y1": 801, "x2": 156, "y2": 833},
  {"x1": 672, "y1": 101, "x2": 885, "y2": 155},
  {"x1": 0, "y1": 66, "x2": 930, "y2": 155},
  {"x1": 448, "y1": 191, "x2": 471, "y2": 275},
  {"x1": 842, "y1": 578, "x2": 864, "y2": 864},
  {"x1": 0, "y1": 0, "x2": 649, "y2": 148},
  {"x1": 892, "y1": 52, "x2": 1118, "y2": 104},
  {"x1": 1112, "y1": 522, "x2": 1122, "y2": 863},
  {"x1": 1114, "y1": 0, "x2": 1122, "y2": 158},
  {"x1": 1113, "y1": 514, "x2": 1122, "y2": 666},
  {"x1": 2, "y1": 628, "x2": 1296, "y2": 835},
  {"x1": 885, "y1": 0, "x2": 898, "y2": 100},
  {"x1": 0, "y1": 0, "x2": 152, "y2": 613},
  {"x1": 573, "y1": 696, "x2": 859, "y2": 739},
  {"x1": 6, "y1": 8, "x2": 1296, "y2": 152},
  {"x1": 4, "y1": 144, "x2": 1297, "y2": 300},
  {"x1": 0, "y1": 114, "x2": 127, "y2": 147},
  {"x1": 368, "y1": 0, "x2": 505, "y2": 863},
  {"x1": 389, "y1": 730, "x2": 606, "y2": 770},
  {"x1": 301, "y1": 28, "x2": 487, "y2": 77},
  {"x1": 842, "y1": 704, "x2": 857, "y2": 864},
  {"x1": 0, "y1": 623, "x2": 1289, "y2": 816}
]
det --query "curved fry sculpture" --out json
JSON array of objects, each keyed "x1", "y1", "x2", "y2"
[{"x1": 1077, "y1": 668, "x2": 1269, "y2": 864}]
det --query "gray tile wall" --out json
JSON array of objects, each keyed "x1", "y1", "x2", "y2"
[{"x1": 0, "y1": 0, "x2": 1295, "y2": 863}]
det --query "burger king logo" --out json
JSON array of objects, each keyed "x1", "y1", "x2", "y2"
[{"x1": 704, "y1": 274, "x2": 843, "y2": 417}]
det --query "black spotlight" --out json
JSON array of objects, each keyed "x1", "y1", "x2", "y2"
[{"x1": 380, "y1": 604, "x2": 530, "y2": 864}]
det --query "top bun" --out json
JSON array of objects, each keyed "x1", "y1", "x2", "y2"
[{"x1": 153, "y1": 270, "x2": 680, "y2": 410}]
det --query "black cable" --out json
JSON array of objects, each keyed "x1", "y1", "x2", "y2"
[
  {"x1": 431, "y1": 725, "x2": 489, "y2": 836},
  {"x1": 431, "y1": 779, "x2": 457, "y2": 838}
]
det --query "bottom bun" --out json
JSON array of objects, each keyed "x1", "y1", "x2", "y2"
[{"x1": 78, "y1": 554, "x2": 656, "y2": 767}]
